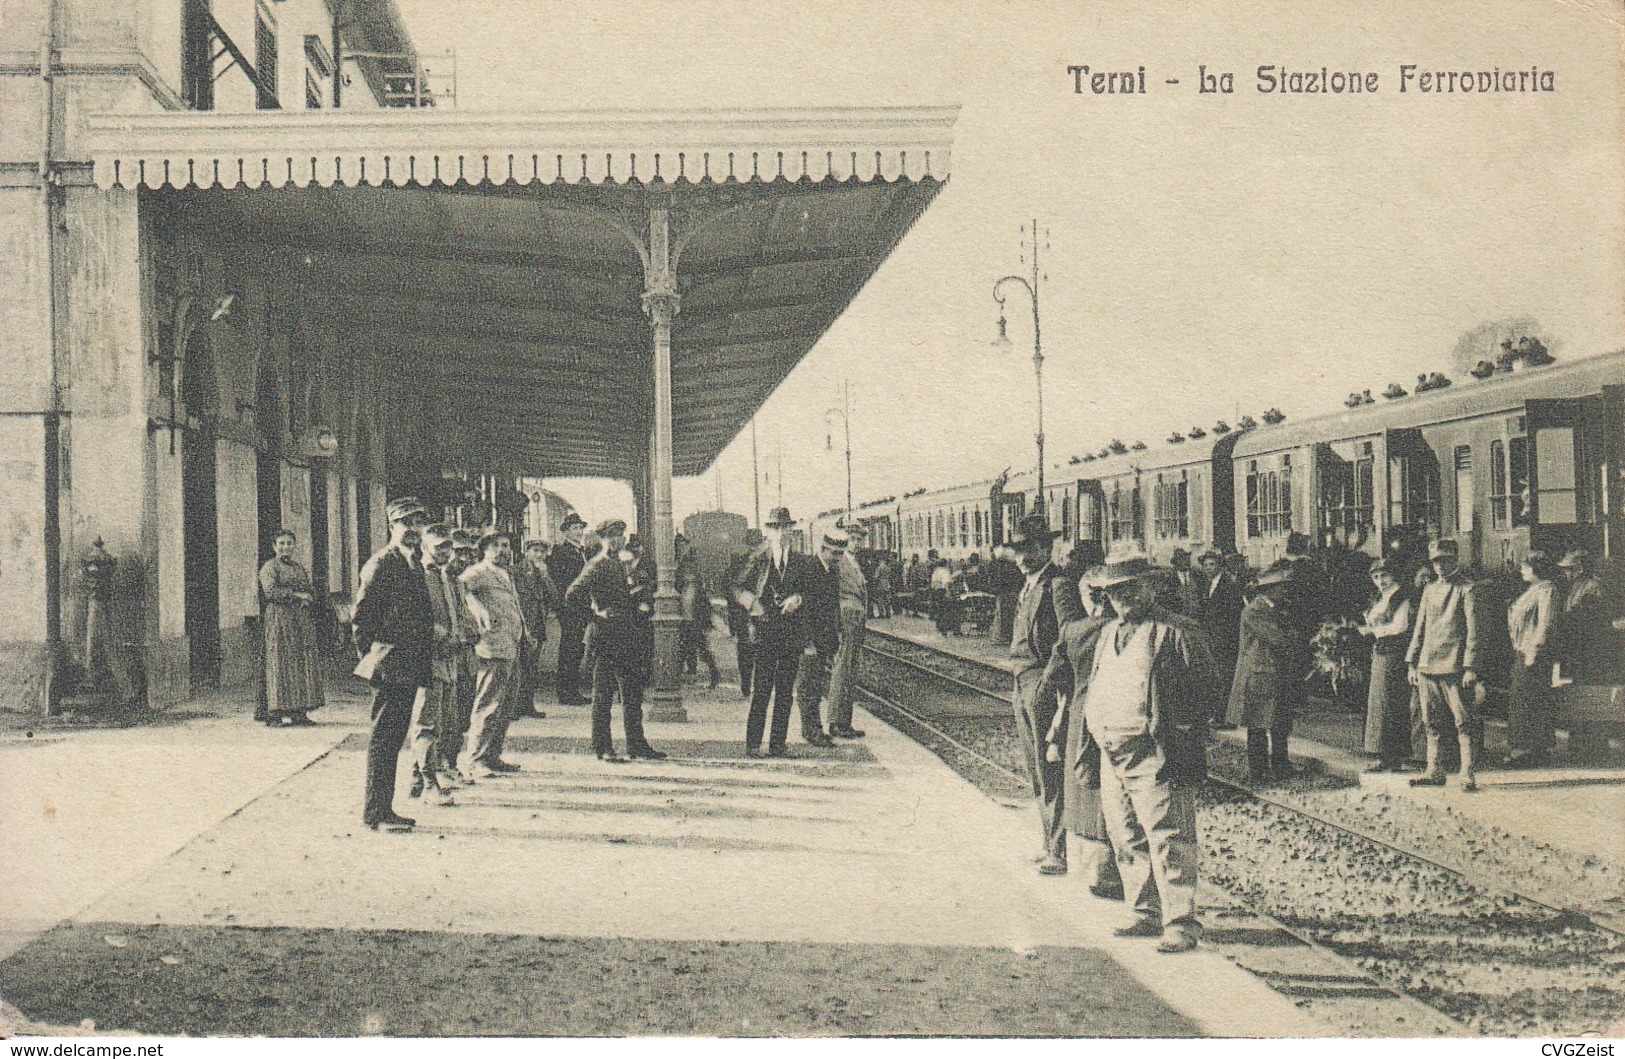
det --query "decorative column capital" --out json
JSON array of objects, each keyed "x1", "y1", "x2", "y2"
[{"x1": 641, "y1": 287, "x2": 681, "y2": 325}]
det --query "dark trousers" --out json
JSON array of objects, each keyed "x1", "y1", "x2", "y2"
[
  {"x1": 364, "y1": 681, "x2": 418, "y2": 823},
  {"x1": 1013, "y1": 669, "x2": 1067, "y2": 860},
  {"x1": 557, "y1": 611, "x2": 588, "y2": 699},
  {"x1": 793, "y1": 640, "x2": 834, "y2": 739},
  {"x1": 591, "y1": 652, "x2": 650, "y2": 755},
  {"x1": 736, "y1": 639, "x2": 756, "y2": 696},
  {"x1": 747, "y1": 631, "x2": 804, "y2": 751},
  {"x1": 1246, "y1": 717, "x2": 1293, "y2": 779}
]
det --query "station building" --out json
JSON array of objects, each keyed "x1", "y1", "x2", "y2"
[{"x1": 0, "y1": 0, "x2": 955, "y2": 713}]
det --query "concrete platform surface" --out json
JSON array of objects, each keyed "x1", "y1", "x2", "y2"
[{"x1": 0, "y1": 674, "x2": 1327, "y2": 1038}]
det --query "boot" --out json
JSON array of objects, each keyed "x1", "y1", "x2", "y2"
[
  {"x1": 1457, "y1": 732, "x2": 1478, "y2": 792},
  {"x1": 1409, "y1": 733, "x2": 1446, "y2": 786}
]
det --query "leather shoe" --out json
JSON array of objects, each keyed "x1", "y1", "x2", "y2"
[
  {"x1": 596, "y1": 751, "x2": 627, "y2": 764},
  {"x1": 1037, "y1": 856, "x2": 1068, "y2": 876},
  {"x1": 1156, "y1": 932, "x2": 1199, "y2": 954},
  {"x1": 518, "y1": 709, "x2": 548, "y2": 720},
  {"x1": 831, "y1": 726, "x2": 866, "y2": 738},
  {"x1": 487, "y1": 759, "x2": 522, "y2": 773},
  {"x1": 805, "y1": 733, "x2": 836, "y2": 748},
  {"x1": 1113, "y1": 919, "x2": 1162, "y2": 939},
  {"x1": 367, "y1": 813, "x2": 416, "y2": 832},
  {"x1": 627, "y1": 746, "x2": 667, "y2": 761},
  {"x1": 744, "y1": 747, "x2": 766, "y2": 759},
  {"x1": 1409, "y1": 773, "x2": 1446, "y2": 787},
  {"x1": 766, "y1": 746, "x2": 789, "y2": 758},
  {"x1": 1089, "y1": 882, "x2": 1126, "y2": 901}
]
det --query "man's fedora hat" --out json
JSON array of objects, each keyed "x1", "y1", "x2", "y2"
[
  {"x1": 422, "y1": 523, "x2": 454, "y2": 547},
  {"x1": 1427, "y1": 538, "x2": 1459, "y2": 560},
  {"x1": 560, "y1": 513, "x2": 587, "y2": 532},
  {"x1": 386, "y1": 496, "x2": 429, "y2": 523},
  {"x1": 595, "y1": 518, "x2": 628, "y2": 539},
  {"x1": 822, "y1": 528, "x2": 851, "y2": 551},
  {"x1": 1557, "y1": 548, "x2": 1589, "y2": 570},
  {"x1": 1011, "y1": 513, "x2": 1057, "y2": 547},
  {"x1": 1091, "y1": 543, "x2": 1159, "y2": 588},
  {"x1": 765, "y1": 506, "x2": 796, "y2": 528},
  {"x1": 1252, "y1": 564, "x2": 1295, "y2": 589}
]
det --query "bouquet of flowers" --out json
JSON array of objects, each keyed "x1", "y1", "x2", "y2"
[{"x1": 1310, "y1": 618, "x2": 1368, "y2": 705}]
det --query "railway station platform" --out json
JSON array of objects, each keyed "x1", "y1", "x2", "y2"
[
  {"x1": 868, "y1": 615, "x2": 1625, "y2": 874},
  {"x1": 0, "y1": 669, "x2": 1326, "y2": 1038}
]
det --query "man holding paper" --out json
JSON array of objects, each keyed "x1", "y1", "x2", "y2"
[{"x1": 352, "y1": 496, "x2": 435, "y2": 832}]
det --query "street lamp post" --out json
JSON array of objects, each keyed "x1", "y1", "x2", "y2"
[
  {"x1": 993, "y1": 220, "x2": 1046, "y2": 516},
  {"x1": 825, "y1": 379, "x2": 853, "y2": 528}
]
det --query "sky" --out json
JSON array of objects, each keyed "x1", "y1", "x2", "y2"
[{"x1": 395, "y1": 0, "x2": 1625, "y2": 530}]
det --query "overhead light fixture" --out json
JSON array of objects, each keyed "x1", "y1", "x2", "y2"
[{"x1": 299, "y1": 425, "x2": 340, "y2": 458}]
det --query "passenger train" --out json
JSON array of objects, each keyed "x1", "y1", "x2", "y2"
[{"x1": 801, "y1": 350, "x2": 1625, "y2": 572}]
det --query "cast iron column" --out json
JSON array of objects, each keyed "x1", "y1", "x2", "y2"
[{"x1": 642, "y1": 204, "x2": 686, "y2": 720}]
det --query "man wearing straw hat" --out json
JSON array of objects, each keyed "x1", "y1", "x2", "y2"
[{"x1": 1081, "y1": 542, "x2": 1218, "y2": 953}]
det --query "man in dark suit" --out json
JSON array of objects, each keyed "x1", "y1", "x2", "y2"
[
  {"x1": 1199, "y1": 549, "x2": 1244, "y2": 721},
  {"x1": 352, "y1": 496, "x2": 435, "y2": 832},
  {"x1": 791, "y1": 530, "x2": 847, "y2": 749},
  {"x1": 547, "y1": 513, "x2": 591, "y2": 705},
  {"x1": 1163, "y1": 548, "x2": 1208, "y2": 619},
  {"x1": 564, "y1": 519, "x2": 664, "y2": 763},
  {"x1": 733, "y1": 506, "x2": 824, "y2": 757},
  {"x1": 725, "y1": 529, "x2": 764, "y2": 699},
  {"x1": 1008, "y1": 513, "x2": 1083, "y2": 875}
]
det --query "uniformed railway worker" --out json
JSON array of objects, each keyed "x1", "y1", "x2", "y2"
[{"x1": 1406, "y1": 538, "x2": 1484, "y2": 792}]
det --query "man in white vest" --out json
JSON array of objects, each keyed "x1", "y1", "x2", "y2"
[{"x1": 1082, "y1": 543, "x2": 1218, "y2": 953}]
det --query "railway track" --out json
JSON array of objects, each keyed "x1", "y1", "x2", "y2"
[{"x1": 858, "y1": 627, "x2": 1625, "y2": 1037}]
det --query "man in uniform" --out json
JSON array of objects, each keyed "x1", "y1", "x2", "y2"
[
  {"x1": 352, "y1": 496, "x2": 435, "y2": 832},
  {"x1": 1406, "y1": 538, "x2": 1484, "y2": 791},
  {"x1": 565, "y1": 519, "x2": 666, "y2": 763},
  {"x1": 733, "y1": 506, "x2": 823, "y2": 757},
  {"x1": 1008, "y1": 513, "x2": 1082, "y2": 876},
  {"x1": 1083, "y1": 544, "x2": 1216, "y2": 953},
  {"x1": 458, "y1": 531, "x2": 532, "y2": 779},
  {"x1": 548, "y1": 513, "x2": 592, "y2": 705}
]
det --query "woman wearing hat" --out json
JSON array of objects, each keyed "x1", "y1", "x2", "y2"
[
  {"x1": 1505, "y1": 550, "x2": 1561, "y2": 768},
  {"x1": 1357, "y1": 558, "x2": 1414, "y2": 772},
  {"x1": 258, "y1": 528, "x2": 325, "y2": 727}
]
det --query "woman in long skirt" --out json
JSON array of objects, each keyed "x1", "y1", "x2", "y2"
[
  {"x1": 259, "y1": 528, "x2": 325, "y2": 727},
  {"x1": 1506, "y1": 551, "x2": 1561, "y2": 767},
  {"x1": 1359, "y1": 559, "x2": 1414, "y2": 772}
]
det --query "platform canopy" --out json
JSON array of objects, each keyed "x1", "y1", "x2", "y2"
[{"x1": 85, "y1": 107, "x2": 954, "y2": 479}]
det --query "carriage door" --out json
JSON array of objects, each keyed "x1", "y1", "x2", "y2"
[{"x1": 1526, "y1": 397, "x2": 1604, "y2": 559}]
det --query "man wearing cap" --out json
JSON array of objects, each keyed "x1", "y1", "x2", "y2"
[
  {"x1": 352, "y1": 496, "x2": 435, "y2": 832},
  {"x1": 548, "y1": 513, "x2": 592, "y2": 705},
  {"x1": 1557, "y1": 550, "x2": 1613, "y2": 684},
  {"x1": 513, "y1": 537, "x2": 559, "y2": 719},
  {"x1": 825, "y1": 528, "x2": 870, "y2": 740},
  {"x1": 442, "y1": 529, "x2": 480, "y2": 777},
  {"x1": 1405, "y1": 538, "x2": 1484, "y2": 791},
  {"x1": 1163, "y1": 548, "x2": 1207, "y2": 620},
  {"x1": 1082, "y1": 543, "x2": 1217, "y2": 952},
  {"x1": 1226, "y1": 564, "x2": 1303, "y2": 782},
  {"x1": 407, "y1": 524, "x2": 461, "y2": 805},
  {"x1": 458, "y1": 531, "x2": 533, "y2": 778},
  {"x1": 733, "y1": 507, "x2": 824, "y2": 756},
  {"x1": 565, "y1": 519, "x2": 665, "y2": 762},
  {"x1": 1008, "y1": 513, "x2": 1083, "y2": 875}
]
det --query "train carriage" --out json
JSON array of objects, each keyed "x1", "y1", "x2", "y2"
[{"x1": 1231, "y1": 351, "x2": 1625, "y2": 572}]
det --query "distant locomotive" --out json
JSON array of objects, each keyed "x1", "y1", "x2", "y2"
[{"x1": 795, "y1": 350, "x2": 1625, "y2": 571}]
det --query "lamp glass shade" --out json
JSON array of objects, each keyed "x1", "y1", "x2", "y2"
[{"x1": 992, "y1": 315, "x2": 1013, "y2": 351}]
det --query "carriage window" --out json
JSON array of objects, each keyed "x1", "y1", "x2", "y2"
[
  {"x1": 1535, "y1": 427, "x2": 1578, "y2": 524},
  {"x1": 1078, "y1": 493, "x2": 1099, "y2": 541},
  {"x1": 1191, "y1": 471, "x2": 1204, "y2": 543},
  {"x1": 1318, "y1": 444, "x2": 1375, "y2": 539},
  {"x1": 1154, "y1": 474, "x2": 1190, "y2": 540},
  {"x1": 1247, "y1": 462, "x2": 1291, "y2": 539},
  {"x1": 1389, "y1": 451, "x2": 1441, "y2": 533},
  {"x1": 1491, "y1": 438, "x2": 1530, "y2": 530},
  {"x1": 1109, "y1": 483, "x2": 1139, "y2": 543},
  {"x1": 1454, "y1": 446, "x2": 1474, "y2": 533}
]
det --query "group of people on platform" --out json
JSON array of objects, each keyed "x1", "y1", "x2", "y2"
[
  {"x1": 996, "y1": 515, "x2": 1620, "y2": 957},
  {"x1": 725, "y1": 506, "x2": 871, "y2": 755}
]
